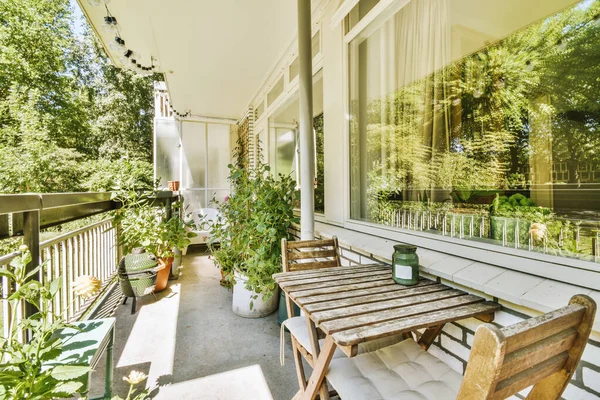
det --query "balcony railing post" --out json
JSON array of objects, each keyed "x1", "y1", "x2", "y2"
[
  {"x1": 115, "y1": 209, "x2": 124, "y2": 263},
  {"x1": 23, "y1": 210, "x2": 40, "y2": 319}
]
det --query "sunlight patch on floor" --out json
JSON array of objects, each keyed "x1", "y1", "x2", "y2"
[
  {"x1": 155, "y1": 364, "x2": 274, "y2": 400},
  {"x1": 116, "y1": 282, "x2": 181, "y2": 389}
]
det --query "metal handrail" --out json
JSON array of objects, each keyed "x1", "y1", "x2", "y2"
[
  {"x1": 0, "y1": 251, "x2": 20, "y2": 266},
  {"x1": 39, "y1": 218, "x2": 114, "y2": 248}
]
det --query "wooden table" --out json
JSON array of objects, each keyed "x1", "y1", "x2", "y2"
[{"x1": 274, "y1": 264, "x2": 501, "y2": 400}]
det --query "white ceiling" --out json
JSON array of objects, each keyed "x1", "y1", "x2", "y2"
[{"x1": 78, "y1": 0, "x2": 298, "y2": 120}]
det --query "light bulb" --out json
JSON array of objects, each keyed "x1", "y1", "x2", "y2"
[
  {"x1": 102, "y1": 16, "x2": 118, "y2": 34},
  {"x1": 87, "y1": 0, "x2": 100, "y2": 6},
  {"x1": 109, "y1": 37, "x2": 125, "y2": 52}
]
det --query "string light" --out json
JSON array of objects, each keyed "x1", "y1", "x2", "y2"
[
  {"x1": 102, "y1": 16, "x2": 118, "y2": 34},
  {"x1": 168, "y1": 105, "x2": 191, "y2": 118},
  {"x1": 86, "y1": 2, "x2": 160, "y2": 75}
]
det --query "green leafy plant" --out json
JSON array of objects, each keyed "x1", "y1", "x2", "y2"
[
  {"x1": 210, "y1": 158, "x2": 298, "y2": 304},
  {"x1": 0, "y1": 247, "x2": 151, "y2": 399},
  {"x1": 0, "y1": 248, "x2": 91, "y2": 399},
  {"x1": 112, "y1": 184, "x2": 196, "y2": 260}
]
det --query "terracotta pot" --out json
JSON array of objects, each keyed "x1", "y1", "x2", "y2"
[
  {"x1": 155, "y1": 257, "x2": 174, "y2": 292},
  {"x1": 167, "y1": 181, "x2": 180, "y2": 191}
]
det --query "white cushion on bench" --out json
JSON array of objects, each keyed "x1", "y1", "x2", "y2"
[
  {"x1": 326, "y1": 338, "x2": 462, "y2": 400},
  {"x1": 286, "y1": 316, "x2": 407, "y2": 360}
]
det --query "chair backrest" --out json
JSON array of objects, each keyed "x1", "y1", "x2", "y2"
[
  {"x1": 281, "y1": 237, "x2": 341, "y2": 319},
  {"x1": 281, "y1": 237, "x2": 341, "y2": 273},
  {"x1": 458, "y1": 294, "x2": 596, "y2": 400}
]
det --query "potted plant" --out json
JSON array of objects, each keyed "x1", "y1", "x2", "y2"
[
  {"x1": 112, "y1": 186, "x2": 196, "y2": 292},
  {"x1": 210, "y1": 159, "x2": 298, "y2": 318},
  {"x1": 144, "y1": 201, "x2": 197, "y2": 291}
]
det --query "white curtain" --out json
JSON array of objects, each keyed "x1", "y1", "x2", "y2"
[{"x1": 376, "y1": 0, "x2": 452, "y2": 200}]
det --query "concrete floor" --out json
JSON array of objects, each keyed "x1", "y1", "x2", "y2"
[{"x1": 87, "y1": 246, "x2": 300, "y2": 400}]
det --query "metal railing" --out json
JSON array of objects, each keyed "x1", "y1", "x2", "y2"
[
  {"x1": 0, "y1": 191, "x2": 177, "y2": 338},
  {"x1": 374, "y1": 206, "x2": 600, "y2": 263},
  {"x1": 40, "y1": 218, "x2": 117, "y2": 323}
]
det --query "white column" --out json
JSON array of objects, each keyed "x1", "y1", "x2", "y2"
[{"x1": 298, "y1": 0, "x2": 315, "y2": 240}]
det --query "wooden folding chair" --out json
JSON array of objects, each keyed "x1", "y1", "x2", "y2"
[
  {"x1": 458, "y1": 294, "x2": 596, "y2": 399},
  {"x1": 280, "y1": 237, "x2": 407, "y2": 398},
  {"x1": 325, "y1": 294, "x2": 596, "y2": 400},
  {"x1": 281, "y1": 237, "x2": 341, "y2": 398}
]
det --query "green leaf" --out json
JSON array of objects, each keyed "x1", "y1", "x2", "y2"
[
  {"x1": 0, "y1": 269, "x2": 16, "y2": 281},
  {"x1": 25, "y1": 266, "x2": 41, "y2": 280},
  {"x1": 50, "y1": 365, "x2": 91, "y2": 381},
  {"x1": 50, "y1": 381, "x2": 84, "y2": 396},
  {"x1": 49, "y1": 278, "x2": 62, "y2": 297}
]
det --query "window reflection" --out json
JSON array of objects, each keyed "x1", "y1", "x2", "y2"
[{"x1": 349, "y1": 0, "x2": 600, "y2": 262}]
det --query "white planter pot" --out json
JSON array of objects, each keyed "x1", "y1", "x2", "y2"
[{"x1": 232, "y1": 272, "x2": 279, "y2": 318}]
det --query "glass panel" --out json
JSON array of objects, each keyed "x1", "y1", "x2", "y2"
[
  {"x1": 345, "y1": 0, "x2": 381, "y2": 33},
  {"x1": 181, "y1": 122, "x2": 206, "y2": 189},
  {"x1": 209, "y1": 190, "x2": 230, "y2": 207},
  {"x1": 312, "y1": 31, "x2": 321, "y2": 58},
  {"x1": 349, "y1": 0, "x2": 600, "y2": 263},
  {"x1": 267, "y1": 76, "x2": 285, "y2": 106},
  {"x1": 314, "y1": 113, "x2": 325, "y2": 213},
  {"x1": 276, "y1": 128, "x2": 297, "y2": 177},
  {"x1": 207, "y1": 124, "x2": 231, "y2": 188},
  {"x1": 154, "y1": 119, "x2": 181, "y2": 188},
  {"x1": 289, "y1": 57, "x2": 299, "y2": 82},
  {"x1": 182, "y1": 189, "x2": 206, "y2": 214}
]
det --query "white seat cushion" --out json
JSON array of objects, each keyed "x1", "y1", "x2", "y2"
[
  {"x1": 326, "y1": 338, "x2": 463, "y2": 400},
  {"x1": 286, "y1": 317, "x2": 408, "y2": 360}
]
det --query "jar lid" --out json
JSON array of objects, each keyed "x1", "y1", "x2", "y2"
[{"x1": 393, "y1": 243, "x2": 417, "y2": 253}]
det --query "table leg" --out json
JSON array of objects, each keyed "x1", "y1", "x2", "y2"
[
  {"x1": 104, "y1": 328, "x2": 114, "y2": 399},
  {"x1": 305, "y1": 315, "x2": 329, "y2": 400},
  {"x1": 300, "y1": 336, "x2": 337, "y2": 400},
  {"x1": 418, "y1": 324, "x2": 445, "y2": 350}
]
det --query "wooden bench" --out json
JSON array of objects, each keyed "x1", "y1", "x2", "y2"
[{"x1": 325, "y1": 294, "x2": 596, "y2": 400}]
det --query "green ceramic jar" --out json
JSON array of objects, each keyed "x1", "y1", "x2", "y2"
[{"x1": 392, "y1": 243, "x2": 419, "y2": 286}]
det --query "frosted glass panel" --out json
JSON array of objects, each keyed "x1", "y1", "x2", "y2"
[
  {"x1": 209, "y1": 190, "x2": 230, "y2": 206},
  {"x1": 154, "y1": 119, "x2": 181, "y2": 187},
  {"x1": 277, "y1": 128, "x2": 296, "y2": 177},
  {"x1": 181, "y1": 122, "x2": 207, "y2": 189},
  {"x1": 267, "y1": 77, "x2": 284, "y2": 106},
  {"x1": 182, "y1": 189, "x2": 206, "y2": 213},
  {"x1": 207, "y1": 124, "x2": 231, "y2": 188}
]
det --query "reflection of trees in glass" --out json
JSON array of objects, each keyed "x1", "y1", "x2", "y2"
[
  {"x1": 357, "y1": 0, "x2": 600, "y2": 261},
  {"x1": 364, "y1": 0, "x2": 600, "y2": 197},
  {"x1": 314, "y1": 113, "x2": 325, "y2": 213}
]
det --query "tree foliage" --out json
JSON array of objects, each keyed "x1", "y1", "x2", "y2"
[{"x1": 0, "y1": 0, "x2": 155, "y2": 194}]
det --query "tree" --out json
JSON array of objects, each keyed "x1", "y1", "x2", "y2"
[{"x1": 0, "y1": 0, "x2": 155, "y2": 194}]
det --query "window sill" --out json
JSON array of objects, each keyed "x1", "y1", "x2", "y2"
[
  {"x1": 309, "y1": 220, "x2": 600, "y2": 335},
  {"x1": 341, "y1": 218, "x2": 600, "y2": 291}
]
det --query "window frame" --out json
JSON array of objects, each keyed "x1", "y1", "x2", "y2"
[{"x1": 340, "y1": 0, "x2": 600, "y2": 289}]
